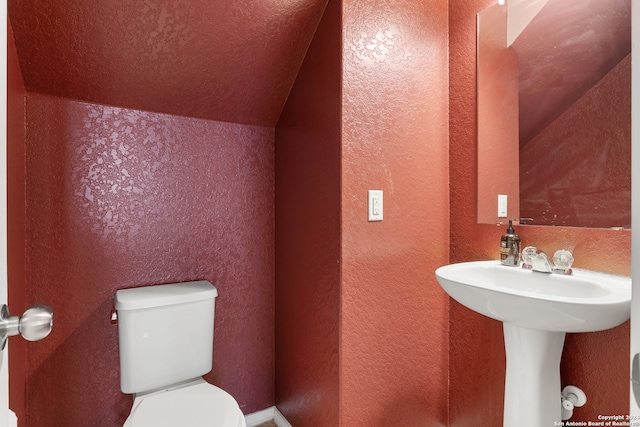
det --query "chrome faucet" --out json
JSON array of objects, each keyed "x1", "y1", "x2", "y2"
[
  {"x1": 522, "y1": 247, "x2": 573, "y2": 275},
  {"x1": 530, "y1": 250, "x2": 553, "y2": 273}
]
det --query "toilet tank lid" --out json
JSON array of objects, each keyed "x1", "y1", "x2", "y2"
[{"x1": 115, "y1": 281, "x2": 218, "y2": 311}]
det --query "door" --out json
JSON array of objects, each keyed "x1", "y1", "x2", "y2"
[
  {"x1": 0, "y1": 1, "x2": 55, "y2": 422},
  {"x1": 0, "y1": 4, "x2": 54, "y2": 424},
  {"x1": 0, "y1": 0, "x2": 12, "y2": 424}
]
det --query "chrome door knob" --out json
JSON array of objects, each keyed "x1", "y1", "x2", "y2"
[
  {"x1": 19, "y1": 305, "x2": 53, "y2": 342},
  {"x1": 0, "y1": 304, "x2": 53, "y2": 349}
]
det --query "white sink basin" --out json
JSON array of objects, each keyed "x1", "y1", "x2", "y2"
[
  {"x1": 435, "y1": 260, "x2": 631, "y2": 333},
  {"x1": 435, "y1": 260, "x2": 631, "y2": 426}
]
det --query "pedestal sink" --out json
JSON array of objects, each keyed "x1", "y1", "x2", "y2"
[{"x1": 435, "y1": 260, "x2": 631, "y2": 427}]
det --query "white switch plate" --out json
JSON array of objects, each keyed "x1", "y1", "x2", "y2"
[
  {"x1": 368, "y1": 190, "x2": 383, "y2": 221},
  {"x1": 498, "y1": 194, "x2": 508, "y2": 218}
]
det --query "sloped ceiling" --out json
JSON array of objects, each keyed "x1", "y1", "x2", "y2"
[
  {"x1": 513, "y1": 0, "x2": 631, "y2": 146},
  {"x1": 8, "y1": 0, "x2": 328, "y2": 127}
]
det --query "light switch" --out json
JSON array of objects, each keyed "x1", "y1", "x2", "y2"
[
  {"x1": 368, "y1": 190, "x2": 383, "y2": 221},
  {"x1": 498, "y1": 194, "x2": 508, "y2": 218}
]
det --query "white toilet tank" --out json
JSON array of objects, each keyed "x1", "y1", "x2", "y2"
[{"x1": 115, "y1": 281, "x2": 218, "y2": 394}]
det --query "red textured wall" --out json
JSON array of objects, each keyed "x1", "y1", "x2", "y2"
[
  {"x1": 7, "y1": 20, "x2": 27, "y2": 426},
  {"x1": 275, "y1": 0, "x2": 340, "y2": 424},
  {"x1": 450, "y1": 0, "x2": 631, "y2": 425},
  {"x1": 340, "y1": 0, "x2": 449, "y2": 425},
  {"x1": 23, "y1": 95, "x2": 275, "y2": 426},
  {"x1": 520, "y1": 54, "x2": 631, "y2": 228},
  {"x1": 276, "y1": 0, "x2": 450, "y2": 425}
]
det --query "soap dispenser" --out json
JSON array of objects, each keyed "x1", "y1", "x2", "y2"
[{"x1": 500, "y1": 220, "x2": 521, "y2": 266}]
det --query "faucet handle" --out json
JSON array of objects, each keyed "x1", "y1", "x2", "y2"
[
  {"x1": 553, "y1": 249, "x2": 574, "y2": 275},
  {"x1": 521, "y1": 246, "x2": 538, "y2": 270}
]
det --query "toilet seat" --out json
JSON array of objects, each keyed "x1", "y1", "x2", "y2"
[{"x1": 124, "y1": 379, "x2": 246, "y2": 427}]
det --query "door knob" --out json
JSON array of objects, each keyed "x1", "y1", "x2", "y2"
[{"x1": 0, "y1": 304, "x2": 53, "y2": 349}]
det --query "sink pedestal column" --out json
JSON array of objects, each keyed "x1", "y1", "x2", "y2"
[{"x1": 503, "y1": 323, "x2": 565, "y2": 427}]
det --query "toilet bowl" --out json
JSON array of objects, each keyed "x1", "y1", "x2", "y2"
[
  {"x1": 115, "y1": 281, "x2": 246, "y2": 427},
  {"x1": 123, "y1": 379, "x2": 246, "y2": 427}
]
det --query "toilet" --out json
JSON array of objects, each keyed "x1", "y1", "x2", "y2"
[{"x1": 115, "y1": 280, "x2": 247, "y2": 427}]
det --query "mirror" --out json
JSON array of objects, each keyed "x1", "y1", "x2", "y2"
[{"x1": 477, "y1": 0, "x2": 631, "y2": 228}]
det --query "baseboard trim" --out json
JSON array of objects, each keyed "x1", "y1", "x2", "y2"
[{"x1": 245, "y1": 406, "x2": 292, "y2": 427}]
